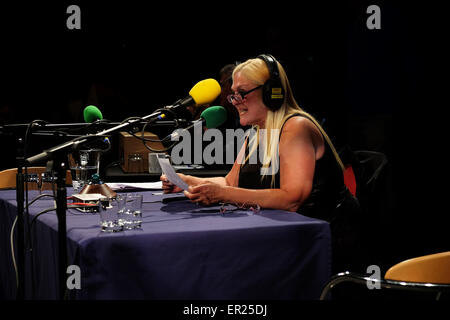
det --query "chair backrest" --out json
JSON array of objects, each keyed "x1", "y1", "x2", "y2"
[
  {"x1": 353, "y1": 150, "x2": 388, "y2": 197},
  {"x1": 0, "y1": 167, "x2": 72, "y2": 190},
  {"x1": 343, "y1": 165, "x2": 357, "y2": 196},
  {"x1": 338, "y1": 146, "x2": 389, "y2": 199},
  {"x1": 338, "y1": 146, "x2": 394, "y2": 270},
  {"x1": 385, "y1": 251, "x2": 450, "y2": 284}
]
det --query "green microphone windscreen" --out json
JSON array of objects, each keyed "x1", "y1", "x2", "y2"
[
  {"x1": 83, "y1": 105, "x2": 103, "y2": 123},
  {"x1": 200, "y1": 106, "x2": 227, "y2": 129}
]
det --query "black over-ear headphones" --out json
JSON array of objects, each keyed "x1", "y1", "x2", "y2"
[{"x1": 257, "y1": 54, "x2": 285, "y2": 111}]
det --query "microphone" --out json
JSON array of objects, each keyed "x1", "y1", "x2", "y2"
[
  {"x1": 83, "y1": 105, "x2": 103, "y2": 123},
  {"x1": 25, "y1": 81, "x2": 221, "y2": 165},
  {"x1": 168, "y1": 106, "x2": 227, "y2": 140},
  {"x1": 168, "y1": 79, "x2": 222, "y2": 111},
  {"x1": 26, "y1": 106, "x2": 107, "y2": 164}
]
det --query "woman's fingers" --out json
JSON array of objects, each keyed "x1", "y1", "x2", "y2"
[
  {"x1": 184, "y1": 186, "x2": 211, "y2": 205},
  {"x1": 160, "y1": 175, "x2": 177, "y2": 193}
]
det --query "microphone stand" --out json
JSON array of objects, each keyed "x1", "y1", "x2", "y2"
[
  {"x1": 51, "y1": 155, "x2": 69, "y2": 300},
  {"x1": 2, "y1": 120, "x2": 183, "y2": 131},
  {"x1": 24, "y1": 109, "x2": 168, "y2": 299}
]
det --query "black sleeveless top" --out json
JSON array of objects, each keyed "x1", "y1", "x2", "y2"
[{"x1": 238, "y1": 113, "x2": 349, "y2": 222}]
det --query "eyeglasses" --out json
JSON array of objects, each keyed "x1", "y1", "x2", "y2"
[
  {"x1": 219, "y1": 202, "x2": 261, "y2": 215},
  {"x1": 226, "y1": 85, "x2": 263, "y2": 104}
]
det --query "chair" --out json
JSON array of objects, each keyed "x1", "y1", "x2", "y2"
[
  {"x1": 339, "y1": 146, "x2": 389, "y2": 200},
  {"x1": 338, "y1": 146, "x2": 394, "y2": 270},
  {"x1": 0, "y1": 167, "x2": 72, "y2": 190},
  {"x1": 320, "y1": 251, "x2": 450, "y2": 300},
  {"x1": 343, "y1": 165, "x2": 357, "y2": 197},
  {"x1": 385, "y1": 251, "x2": 450, "y2": 284}
]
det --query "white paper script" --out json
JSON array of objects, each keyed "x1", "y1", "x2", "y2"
[{"x1": 157, "y1": 156, "x2": 189, "y2": 191}]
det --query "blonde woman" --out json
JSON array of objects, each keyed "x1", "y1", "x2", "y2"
[
  {"x1": 162, "y1": 54, "x2": 362, "y2": 271},
  {"x1": 162, "y1": 54, "x2": 358, "y2": 222}
]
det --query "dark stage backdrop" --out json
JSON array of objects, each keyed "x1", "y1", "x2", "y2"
[{"x1": 1, "y1": 1, "x2": 448, "y2": 272}]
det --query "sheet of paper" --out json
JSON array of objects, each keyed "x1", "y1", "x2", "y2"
[
  {"x1": 157, "y1": 156, "x2": 189, "y2": 191},
  {"x1": 107, "y1": 181, "x2": 162, "y2": 191}
]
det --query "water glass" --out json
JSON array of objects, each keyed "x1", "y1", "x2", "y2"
[
  {"x1": 98, "y1": 198, "x2": 124, "y2": 232},
  {"x1": 121, "y1": 193, "x2": 143, "y2": 229},
  {"x1": 69, "y1": 149, "x2": 101, "y2": 193}
]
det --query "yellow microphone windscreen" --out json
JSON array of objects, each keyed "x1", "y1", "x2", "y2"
[{"x1": 189, "y1": 78, "x2": 221, "y2": 106}]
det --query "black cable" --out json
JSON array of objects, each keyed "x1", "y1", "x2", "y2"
[
  {"x1": 74, "y1": 134, "x2": 112, "y2": 153},
  {"x1": 25, "y1": 193, "x2": 56, "y2": 249},
  {"x1": 118, "y1": 110, "x2": 180, "y2": 153},
  {"x1": 29, "y1": 207, "x2": 57, "y2": 230},
  {"x1": 26, "y1": 193, "x2": 56, "y2": 210},
  {"x1": 144, "y1": 108, "x2": 179, "y2": 141},
  {"x1": 140, "y1": 108, "x2": 180, "y2": 152},
  {"x1": 25, "y1": 192, "x2": 56, "y2": 300},
  {"x1": 23, "y1": 119, "x2": 47, "y2": 299},
  {"x1": 64, "y1": 119, "x2": 112, "y2": 134},
  {"x1": 29, "y1": 204, "x2": 95, "y2": 231},
  {"x1": 123, "y1": 112, "x2": 173, "y2": 143},
  {"x1": 21, "y1": 120, "x2": 106, "y2": 299}
]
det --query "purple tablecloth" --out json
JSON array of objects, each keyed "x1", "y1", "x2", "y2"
[{"x1": 0, "y1": 188, "x2": 331, "y2": 300}]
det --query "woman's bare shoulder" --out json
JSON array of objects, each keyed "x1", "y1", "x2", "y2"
[
  {"x1": 281, "y1": 115, "x2": 321, "y2": 137},
  {"x1": 280, "y1": 115, "x2": 325, "y2": 158}
]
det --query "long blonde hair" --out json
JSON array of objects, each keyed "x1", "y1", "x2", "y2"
[{"x1": 233, "y1": 57, "x2": 344, "y2": 187}]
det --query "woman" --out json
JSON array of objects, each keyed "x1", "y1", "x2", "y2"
[
  {"x1": 162, "y1": 55, "x2": 362, "y2": 271},
  {"x1": 163, "y1": 55, "x2": 357, "y2": 218}
]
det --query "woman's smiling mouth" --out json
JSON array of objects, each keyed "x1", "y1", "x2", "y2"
[{"x1": 237, "y1": 108, "x2": 248, "y2": 116}]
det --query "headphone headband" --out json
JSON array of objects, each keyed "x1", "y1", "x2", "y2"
[
  {"x1": 257, "y1": 54, "x2": 285, "y2": 111},
  {"x1": 257, "y1": 54, "x2": 279, "y2": 77}
]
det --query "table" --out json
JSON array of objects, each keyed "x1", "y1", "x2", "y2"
[{"x1": 0, "y1": 188, "x2": 331, "y2": 300}]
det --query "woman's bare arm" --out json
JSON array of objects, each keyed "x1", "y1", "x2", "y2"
[{"x1": 184, "y1": 117, "x2": 321, "y2": 211}]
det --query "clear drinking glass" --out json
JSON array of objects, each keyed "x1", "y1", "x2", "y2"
[
  {"x1": 121, "y1": 193, "x2": 143, "y2": 230},
  {"x1": 98, "y1": 198, "x2": 124, "y2": 232},
  {"x1": 69, "y1": 149, "x2": 101, "y2": 193}
]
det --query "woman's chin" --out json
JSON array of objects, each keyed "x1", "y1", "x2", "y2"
[
  {"x1": 239, "y1": 118, "x2": 248, "y2": 126},
  {"x1": 239, "y1": 114, "x2": 251, "y2": 126}
]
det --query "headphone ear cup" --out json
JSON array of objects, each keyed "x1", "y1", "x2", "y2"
[
  {"x1": 263, "y1": 78, "x2": 285, "y2": 111},
  {"x1": 261, "y1": 81, "x2": 273, "y2": 110}
]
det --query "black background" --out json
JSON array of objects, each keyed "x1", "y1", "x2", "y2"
[{"x1": 1, "y1": 1, "x2": 448, "y2": 274}]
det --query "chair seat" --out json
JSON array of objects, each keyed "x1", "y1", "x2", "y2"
[
  {"x1": 320, "y1": 251, "x2": 450, "y2": 300},
  {"x1": 385, "y1": 251, "x2": 450, "y2": 284}
]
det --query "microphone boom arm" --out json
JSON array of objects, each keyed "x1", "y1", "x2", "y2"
[{"x1": 25, "y1": 110, "x2": 165, "y2": 165}]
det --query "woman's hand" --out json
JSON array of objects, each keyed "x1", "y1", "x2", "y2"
[
  {"x1": 160, "y1": 174, "x2": 183, "y2": 194},
  {"x1": 184, "y1": 182, "x2": 224, "y2": 206}
]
